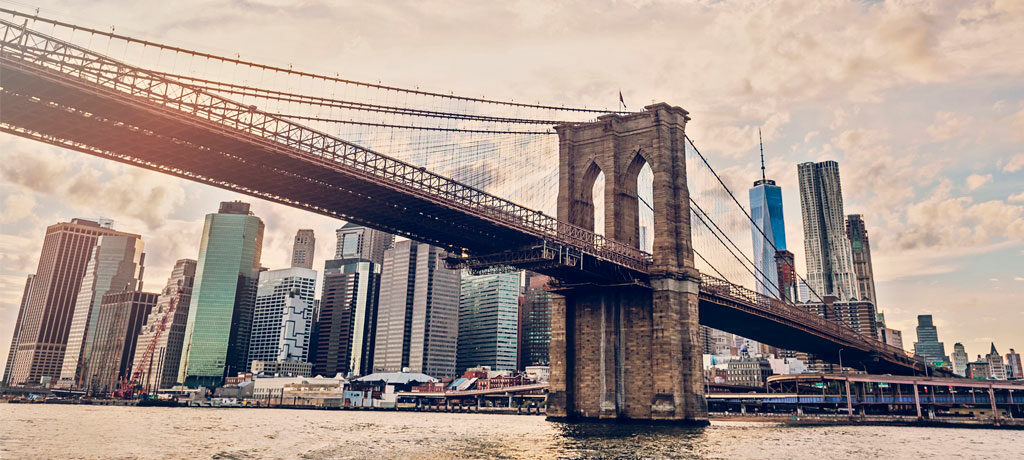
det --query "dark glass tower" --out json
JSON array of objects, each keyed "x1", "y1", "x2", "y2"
[
  {"x1": 913, "y1": 315, "x2": 948, "y2": 362},
  {"x1": 179, "y1": 201, "x2": 264, "y2": 388}
]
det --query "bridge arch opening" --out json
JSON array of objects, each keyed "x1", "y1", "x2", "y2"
[
  {"x1": 624, "y1": 151, "x2": 654, "y2": 251},
  {"x1": 578, "y1": 161, "x2": 606, "y2": 236}
]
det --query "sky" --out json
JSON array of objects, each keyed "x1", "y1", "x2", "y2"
[{"x1": 1, "y1": 0, "x2": 1022, "y2": 367}]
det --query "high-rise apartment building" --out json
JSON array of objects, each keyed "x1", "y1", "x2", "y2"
[
  {"x1": 180, "y1": 201, "x2": 264, "y2": 388},
  {"x1": 1006, "y1": 349, "x2": 1022, "y2": 380},
  {"x1": 59, "y1": 234, "x2": 146, "y2": 389},
  {"x1": 987, "y1": 343, "x2": 1007, "y2": 380},
  {"x1": 131, "y1": 259, "x2": 197, "y2": 391},
  {"x1": 950, "y1": 343, "x2": 969, "y2": 377},
  {"x1": 802, "y1": 298, "x2": 877, "y2": 339},
  {"x1": 845, "y1": 214, "x2": 877, "y2": 303},
  {"x1": 797, "y1": 161, "x2": 859, "y2": 300},
  {"x1": 518, "y1": 272, "x2": 552, "y2": 369},
  {"x1": 3, "y1": 275, "x2": 34, "y2": 385},
  {"x1": 335, "y1": 223, "x2": 394, "y2": 264},
  {"x1": 373, "y1": 240, "x2": 459, "y2": 378},
  {"x1": 912, "y1": 315, "x2": 947, "y2": 363},
  {"x1": 457, "y1": 272, "x2": 519, "y2": 373},
  {"x1": 83, "y1": 290, "x2": 158, "y2": 394},
  {"x1": 290, "y1": 229, "x2": 315, "y2": 269},
  {"x1": 749, "y1": 178, "x2": 787, "y2": 297},
  {"x1": 6, "y1": 219, "x2": 136, "y2": 386},
  {"x1": 248, "y1": 267, "x2": 316, "y2": 371},
  {"x1": 313, "y1": 258, "x2": 381, "y2": 377}
]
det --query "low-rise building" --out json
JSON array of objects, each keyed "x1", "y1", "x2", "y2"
[
  {"x1": 967, "y1": 357, "x2": 990, "y2": 380},
  {"x1": 251, "y1": 360, "x2": 313, "y2": 377},
  {"x1": 726, "y1": 357, "x2": 773, "y2": 387},
  {"x1": 251, "y1": 375, "x2": 346, "y2": 401}
]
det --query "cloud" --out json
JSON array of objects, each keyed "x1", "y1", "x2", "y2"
[
  {"x1": 966, "y1": 173, "x2": 992, "y2": 190},
  {"x1": 926, "y1": 111, "x2": 971, "y2": 141},
  {"x1": 0, "y1": 191, "x2": 36, "y2": 224},
  {"x1": 1010, "y1": 191, "x2": 1024, "y2": 202},
  {"x1": 0, "y1": 145, "x2": 186, "y2": 230},
  {"x1": 1003, "y1": 153, "x2": 1024, "y2": 173}
]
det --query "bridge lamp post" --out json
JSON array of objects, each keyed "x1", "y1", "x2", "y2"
[{"x1": 838, "y1": 348, "x2": 845, "y2": 375}]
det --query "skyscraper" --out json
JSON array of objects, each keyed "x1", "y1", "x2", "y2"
[
  {"x1": 749, "y1": 168, "x2": 787, "y2": 296},
  {"x1": 179, "y1": 201, "x2": 264, "y2": 388},
  {"x1": 457, "y1": 272, "x2": 519, "y2": 373},
  {"x1": 912, "y1": 315, "x2": 947, "y2": 363},
  {"x1": 518, "y1": 272, "x2": 552, "y2": 369},
  {"x1": 335, "y1": 223, "x2": 394, "y2": 265},
  {"x1": 83, "y1": 290, "x2": 158, "y2": 394},
  {"x1": 59, "y1": 234, "x2": 146, "y2": 389},
  {"x1": 950, "y1": 343, "x2": 969, "y2": 377},
  {"x1": 1006, "y1": 349, "x2": 1022, "y2": 380},
  {"x1": 313, "y1": 258, "x2": 381, "y2": 377},
  {"x1": 290, "y1": 229, "x2": 315, "y2": 269},
  {"x1": 6, "y1": 219, "x2": 137, "y2": 386},
  {"x1": 248, "y1": 267, "x2": 316, "y2": 371},
  {"x1": 845, "y1": 214, "x2": 877, "y2": 303},
  {"x1": 373, "y1": 240, "x2": 459, "y2": 378},
  {"x1": 3, "y1": 275, "x2": 33, "y2": 385},
  {"x1": 797, "y1": 161, "x2": 859, "y2": 300},
  {"x1": 131, "y1": 259, "x2": 197, "y2": 392}
]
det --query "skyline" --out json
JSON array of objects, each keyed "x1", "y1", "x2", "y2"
[{"x1": 1, "y1": 0, "x2": 1022, "y2": 366}]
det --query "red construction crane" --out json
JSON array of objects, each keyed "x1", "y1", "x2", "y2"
[{"x1": 120, "y1": 287, "x2": 184, "y2": 398}]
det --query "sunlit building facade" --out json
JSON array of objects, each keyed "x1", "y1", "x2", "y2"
[
  {"x1": 59, "y1": 233, "x2": 146, "y2": 389},
  {"x1": 7, "y1": 219, "x2": 135, "y2": 386}
]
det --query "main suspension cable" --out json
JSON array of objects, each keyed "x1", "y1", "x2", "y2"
[{"x1": 0, "y1": 6, "x2": 633, "y2": 114}]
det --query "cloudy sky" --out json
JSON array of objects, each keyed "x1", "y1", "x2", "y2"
[{"x1": 1, "y1": 0, "x2": 1021, "y2": 366}]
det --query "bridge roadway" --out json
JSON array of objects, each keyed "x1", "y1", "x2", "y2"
[{"x1": 0, "y1": 19, "x2": 927, "y2": 376}]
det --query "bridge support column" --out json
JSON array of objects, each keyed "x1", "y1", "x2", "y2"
[{"x1": 547, "y1": 280, "x2": 706, "y2": 424}]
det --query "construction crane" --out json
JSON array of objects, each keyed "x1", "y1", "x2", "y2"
[{"x1": 118, "y1": 286, "x2": 184, "y2": 398}]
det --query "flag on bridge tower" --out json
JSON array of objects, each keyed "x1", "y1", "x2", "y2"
[{"x1": 619, "y1": 91, "x2": 627, "y2": 110}]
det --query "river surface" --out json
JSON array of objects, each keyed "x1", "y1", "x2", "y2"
[{"x1": 1, "y1": 404, "x2": 1019, "y2": 459}]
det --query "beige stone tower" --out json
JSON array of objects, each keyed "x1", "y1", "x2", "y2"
[{"x1": 547, "y1": 103, "x2": 707, "y2": 424}]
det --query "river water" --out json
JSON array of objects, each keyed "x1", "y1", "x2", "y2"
[{"x1": 1, "y1": 404, "x2": 1019, "y2": 459}]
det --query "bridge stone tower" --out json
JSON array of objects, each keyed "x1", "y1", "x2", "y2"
[{"x1": 548, "y1": 103, "x2": 707, "y2": 424}]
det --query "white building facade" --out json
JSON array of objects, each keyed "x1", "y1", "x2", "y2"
[{"x1": 247, "y1": 267, "x2": 317, "y2": 371}]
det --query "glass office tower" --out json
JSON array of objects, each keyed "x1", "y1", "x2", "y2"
[
  {"x1": 457, "y1": 272, "x2": 519, "y2": 373},
  {"x1": 749, "y1": 178, "x2": 787, "y2": 297},
  {"x1": 179, "y1": 201, "x2": 264, "y2": 388}
]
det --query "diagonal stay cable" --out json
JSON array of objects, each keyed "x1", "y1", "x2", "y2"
[
  {"x1": 686, "y1": 135, "x2": 824, "y2": 302},
  {"x1": 689, "y1": 197, "x2": 782, "y2": 295}
]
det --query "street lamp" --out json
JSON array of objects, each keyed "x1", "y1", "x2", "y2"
[{"x1": 838, "y1": 348, "x2": 845, "y2": 375}]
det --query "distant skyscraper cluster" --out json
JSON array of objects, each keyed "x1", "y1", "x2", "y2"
[{"x1": 4, "y1": 154, "x2": 1018, "y2": 393}]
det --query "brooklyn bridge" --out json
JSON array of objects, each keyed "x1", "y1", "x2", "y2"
[{"x1": 0, "y1": 12, "x2": 938, "y2": 424}]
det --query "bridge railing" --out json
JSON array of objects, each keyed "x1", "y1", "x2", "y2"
[
  {"x1": 0, "y1": 19, "x2": 651, "y2": 273},
  {"x1": 699, "y1": 273, "x2": 922, "y2": 367}
]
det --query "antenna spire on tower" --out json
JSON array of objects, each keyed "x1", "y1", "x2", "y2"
[{"x1": 759, "y1": 127, "x2": 766, "y2": 183}]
